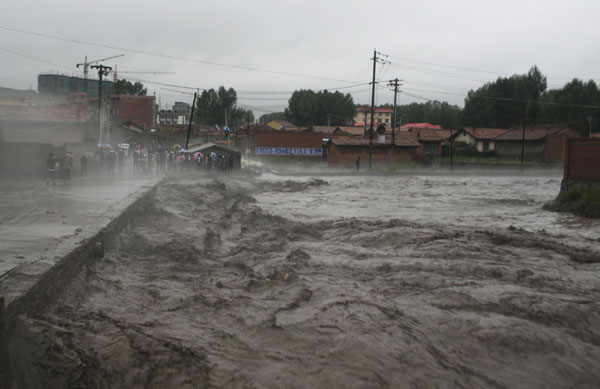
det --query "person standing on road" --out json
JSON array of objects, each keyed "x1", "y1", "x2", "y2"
[
  {"x1": 63, "y1": 152, "x2": 73, "y2": 181},
  {"x1": 133, "y1": 149, "x2": 139, "y2": 172},
  {"x1": 117, "y1": 149, "x2": 125, "y2": 172},
  {"x1": 355, "y1": 156, "x2": 360, "y2": 171},
  {"x1": 46, "y1": 152, "x2": 56, "y2": 186},
  {"x1": 80, "y1": 154, "x2": 88, "y2": 177}
]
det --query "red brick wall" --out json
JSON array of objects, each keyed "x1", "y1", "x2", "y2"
[
  {"x1": 544, "y1": 130, "x2": 578, "y2": 162},
  {"x1": 253, "y1": 130, "x2": 323, "y2": 156},
  {"x1": 564, "y1": 138, "x2": 600, "y2": 181},
  {"x1": 328, "y1": 144, "x2": 419, "y2": 166},
  {"x1": 112, "y1": 96, "x2": 155, "y2": 130}
]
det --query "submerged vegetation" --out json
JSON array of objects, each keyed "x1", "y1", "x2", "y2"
[{"x1": 544, "y1": 186, "x2": 600, "y2": 219}]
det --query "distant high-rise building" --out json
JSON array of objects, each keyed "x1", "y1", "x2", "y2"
[{"x1": 38, "y1": 74, "x2": 113, "y2": 99}]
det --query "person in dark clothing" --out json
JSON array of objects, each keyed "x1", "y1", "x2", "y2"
[
  {"x1": 63, "y1": 152, "x2": 73, "y2": 181},
  {"x1": 355, "y1": 156, "x2": 360, "y2": 171},
  {"x1": 117, "y1": 149, "x2": 125, "y2": 172},
  {"x1": 46, "y1": 152, "x2": 56, "y2": 186},
  {"x1": 80, "y1": 154, "x2": 88, "y2": 177}
]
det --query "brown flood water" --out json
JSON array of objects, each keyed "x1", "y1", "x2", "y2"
[{"x1": 9, "y1": 173, "x2": 600, "y2": 388}]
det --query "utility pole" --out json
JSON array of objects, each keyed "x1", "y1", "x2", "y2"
[
  {"x1": 185, "y1": 91, "x2": 197, "y2": 150},
  {"x1": 368, "y1": 50, "x2": 377, "y2": 169},
  {"x1": 450, "y1": 129, "x2": 454, "y2": 172},
  {"x1": 368, "y1": 50, "x2": 388, "y2": 169},
  {"x1": 388, "y1": 78, "x2": 402, "y2": 170},
  {"x1": 520, "y1": 100, "x2": 529, "y2": 172},
  {"x1": 91, "y1": 64, "x2": 112, "y2": 146},
  {"x1": 246, "y1": 111, "x2": 250, "y2": 162}
]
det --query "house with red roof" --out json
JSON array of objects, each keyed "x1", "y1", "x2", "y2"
[
  {"x1": 451, "y1": 127, "x2": 509, "y2": 153},
  {"x1": 494, "y1": 126, "x2": 578, "y2": 161},
  {"x1": 402, "y1": 129, "x2": 443, "y2": 156},
  {"x1": 328, "y1": 133, "x2": 422, "y2": 166}
]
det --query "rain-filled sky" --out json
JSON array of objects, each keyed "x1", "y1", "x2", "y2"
[{"x1": 1, "y1": 0, "x2": 599, "y2": 116}]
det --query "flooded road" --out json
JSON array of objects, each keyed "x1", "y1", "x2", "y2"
[
  {"x1": 0, "y1": 175, "x2": 156, "y2": 276},
  {"x1": 8, "y1": 172, "x2": 600, "y2": 388}
]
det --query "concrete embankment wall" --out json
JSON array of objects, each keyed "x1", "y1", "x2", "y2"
[{"x1": 0, "y1": 178, "x2": 161, "y2": 386}]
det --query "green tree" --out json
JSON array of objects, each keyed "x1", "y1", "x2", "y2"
[
  {"x1": 194, "y1": 86, "x2": 252, "y2": 127},
  {"x1": 462, "y1": 66, "x2": 547, "y2": 128},
  {"x1": 541, "y1": 78, "x2": 600, "y2": 132},
  {"x1": 113, "y1": 79, "x2": 147, "y2": 95},
  {"x1": 285, "y1": 89, "x2": 355, "y2": 126},
  {"x1": 365, "y1": 100, "x2": 462, "y2": 129}
]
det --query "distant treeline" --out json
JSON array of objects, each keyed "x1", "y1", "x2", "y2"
[{"x1": 258, "y1": 66, "x2": 600, "y2": 132}]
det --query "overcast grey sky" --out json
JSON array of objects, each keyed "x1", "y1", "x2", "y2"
[{"x1": 1, "y1": 0, "x2": 599, "y2": 116}]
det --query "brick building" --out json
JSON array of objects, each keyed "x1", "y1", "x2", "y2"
[
  {"x1": 111, "y1": 95, "x2": 155, "y2": 130},
  {"x1": 354, "y1": 107, "x2": 394, "y2": 126},
  {"x1": 494, "y1": 127, "x2": 578, "y2": 161},
  {"x1": 563, "y1": 138, "x2": 600, "y2": 181},
  {"x1": 328, "y1": 134, "x2": 422, "y2": 166}
]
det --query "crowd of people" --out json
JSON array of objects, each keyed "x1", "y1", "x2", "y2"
[
  {"x1": 46, "y1": 144, "x2": 237, "y2": 184},
  {"x1": 45, "y1": 151, "x2": 74, "y2": 186}
]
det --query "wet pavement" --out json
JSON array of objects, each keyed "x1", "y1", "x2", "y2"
[
  {"x1": 6, "y1": 170, "x2": 600, "y2": 388},
  {"x1": 0, "y1": 172, "x2": 157, "y2": 277}
]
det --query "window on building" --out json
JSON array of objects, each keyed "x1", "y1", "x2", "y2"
[
  {"x1": 424, "y1": 143, "x2": 438, "y2": 155},
  {"x1": 483, "y1": 142, "x2": 490, "y2": 151}
]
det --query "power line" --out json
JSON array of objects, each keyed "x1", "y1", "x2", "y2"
[
  {"x1": 0, "y1": 46, "x2": 72, "y2": 71},
  {"x1": 388, "y1": 54, "x2": 510, "y2": 77},
  {"x1": 0, "y1": 25, "x2": 359, "y2": 84},
  {"x1": 387, "y1": 54, "x2": 600, "y2": 81},
  {"x1": 389, "y1": 63, "x2": 492, "y2": 82}
]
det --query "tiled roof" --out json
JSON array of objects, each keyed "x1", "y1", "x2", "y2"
[
  {"x1": 312, "y1": 125, "x2": 365, "y2": 136},
  {"x1": 337, "y1": 126, "x2": 365, "y2": 136},
  {"x1": 436, "y1": 130, "x2": 452, "y2": 140},
  {"x1": 331, "y1": 133, "x2": 420, "y2": 147},
  {"x1": 494, "y1": 127, "x2": 565, "y2": 141},
  {"x1": 400, "y1": 123, "x2": 442, "y2": 130},
  {"x1": 404, "y1": 129, "x2": 442, "y2": 142},
  {"x1": 461, "y1": 127, "x2": 509, "y2": 140}
]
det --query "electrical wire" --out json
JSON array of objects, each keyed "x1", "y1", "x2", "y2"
[
  {"x1": 0, "y1": 25, "x2": 359, "y2": 84},
  {"x1": 0, "y1": 46, "x2": 72, "y2": 71},
  {"x1": 389, "y1": 63, "x2": 493, "y2": 82},
  {"x1": 387, "y1": 54, "x2": 600, "y2": 81}
]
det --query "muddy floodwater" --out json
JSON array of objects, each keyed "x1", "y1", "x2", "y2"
[{"x1": 9, "y1": 172, "x2": 600, "y2": 388}]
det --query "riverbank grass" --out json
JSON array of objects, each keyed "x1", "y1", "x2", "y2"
[{"x1": 544, "y1": 186, "x2": 600, "y2": 219}]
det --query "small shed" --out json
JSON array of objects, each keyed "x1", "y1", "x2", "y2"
[{"x1": 186, "y1": 142, "x2": 242, "y2": 169}]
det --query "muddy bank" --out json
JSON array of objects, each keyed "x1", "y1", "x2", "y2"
[
  {"x1": 544, "y1": 180, "x2": 600, "y2": 219},
  {"x1": 7, "y1": 174, "x2": 600, "y2": 387}
]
